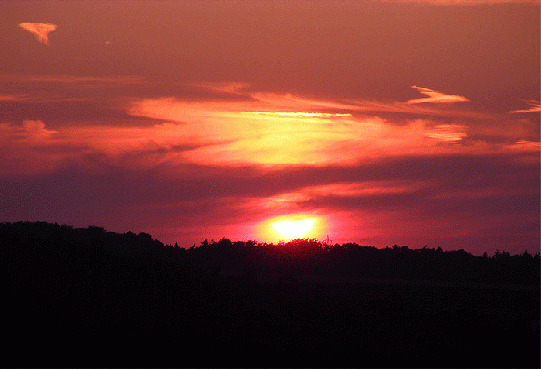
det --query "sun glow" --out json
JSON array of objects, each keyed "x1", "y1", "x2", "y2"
[
  {"x1": 258, "y1": 214, "x2": 327, "y2": 242},
  {"x1": 273, "y1": 218, "x2": 315, "y2": 239}
]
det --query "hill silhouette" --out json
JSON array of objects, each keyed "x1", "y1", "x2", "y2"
[{"x1": 1, "y1": 221, "x2": 539, "y2": 366}]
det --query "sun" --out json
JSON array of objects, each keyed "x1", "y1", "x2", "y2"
[
  {"x1": 272, "y1": 218, "x2": 316, "y2": 239},
  {"x1": 258, "y1": 214, "x2": 327, "y2": 242}
]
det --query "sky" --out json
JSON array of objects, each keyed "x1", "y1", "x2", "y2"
[{"x1": 0, "y1": 0, "x2": 539, "y2": 254}]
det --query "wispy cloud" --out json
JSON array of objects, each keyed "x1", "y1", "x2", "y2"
[
  {"x1": 0, "y1": 120, "x2": 57, "y2": 142},
  {"x1": 425, "y1": 124, "x2": 468, "y2": 142},
  {"x1": 1, "y1": 74, "x2": 145, "y2": 87},
  {"x1": 127, "y1": 96, "x2": 478, "y2": 166},
  {"x1": 510, "y1": 100, "x2": 541, "y2": 113},
  {"x1": 385, "y1": 0, "x2": 540, "y2": 4},
  {"x1": 407, "y1": 86, "x2": 469, "y2": 104},
  {"x1": 19, "y1": 23, "x2": 57, "y2": 45},
  {"x1": 21, "y1": 120, "x2": 58, "y2": 141},
  {"x1": 0, "y1": 94, "x2": 28, "y2": 102},
  {"x1": 2, "y1": 85, "x2": 534, "y2": 174},
  {"x1": 192, "y1": 81, "x2": 252, "y2": 95},
  {"x1": 190, "y1": 85, "x2": 484, "y2": 119}
]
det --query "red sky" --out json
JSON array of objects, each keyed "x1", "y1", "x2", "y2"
[{"x1": 1, "y1": 0, "x2": 539, "y2": 254}]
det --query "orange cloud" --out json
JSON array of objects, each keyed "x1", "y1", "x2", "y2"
[
  {"x1": 425, "y1": 124, "x2": 468, "y2": 142},
  {"x1": 0, "y1": 94, "x2": 28, "y2": 102},
  {"x1": 0, "y1": 120, "x2": 62, "y2": 175},
  {"x1": 0, "y1": 120, "x2": 57, "y2": 142},
  {"x1": 2, "y1": 90, "x2": 536, "y2": 176},
  {"x1": 19, "y1": 23, "x2": 57, "y2": 45},
  {"x1": 21, "y1": 120, "x2": 58, "y2": 141},
  {"x1": 250, "y1": 90, "x2": 484, "y2": 119},
  {"x1": 192, "y1": 81, "x2": 252, "y2": 95},
  {"x1": 1, "y1": 74, "x2": 145, "y2": 88},
  {"x1": 510, "y1": 100, "x2": 541, "y2": 113},
  {"x1": 129, "y1": 97, "x2": 476, "y2": 166},
  {"x1": 505, "y1": 140, "x2": 541, "y2": 152},
  {"x1": 408, "y1": 86, "x2": 469, "y2": 104},
  {"x1": 386, "y1": 0, "x2": 539, "y2": 3},
  {"x1": 251, "y1": 181, "x2": 427, "y2": 209}
]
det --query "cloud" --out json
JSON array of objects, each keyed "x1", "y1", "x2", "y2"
[
  {"x1": 0, "y1": 120, "x2": 57, "y2": 142},
  {"x1": 19, "y1": 23, "x2": 57, "y2": 45},
  {"x1": 424, "y1": 124, "x2": 468, "y2": 142},
  {"x1": 0, "y1": 74, "x2": 145, "y2": 88},
  {"x1": 407, "y1": 86, "x2": 469, "y2": 104},
  {"x1": 1, "y1": 88, "x2": 535, "y2": 176},
  {"x1": 510, "y1": 100, "x2": 541, "y2": 113},
  {"x1": 221, "y1": 88, "x2": 484, "y2": 119},
  {"x1": 19, "y1": 75, "x2": 144, "y2": 85},
  {"x1": 0, "y1": 120, "x2": 63, "y2": 176},
  {"x1": 192, "y1": 81, "x2": 252, "y2": 95},
  {"x1": 384, "y1": 0, "x2": 540, "y2": 4},
  {"x1": 21, "y1": 120, "x2": 58, "y2": 141},
  {"x1": 0, "y1": 94, "x2": 28, "y2": 102},
  {"x1": 129, "y1": 97, "x2": 477, "y2": 166}
]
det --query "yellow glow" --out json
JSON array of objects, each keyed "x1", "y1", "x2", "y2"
[
  {"x1": 257, "y1": 214, "x2": 326, "y2": 242},
  {"x1": 5, "y1": 90, "x2": 533, "y2": 177},
  {"x1": 273, "y1": 218, "x2": 315, "y2": 239},
  {"x1": 425, "y1": 124, "x2": 468, "y2": 142},
  {"x1": 127, "y1": 96, "x2": 480, "y2": 167},
  {"x1": 247, "y1": 111, "x2": 352, "y2": 117}
]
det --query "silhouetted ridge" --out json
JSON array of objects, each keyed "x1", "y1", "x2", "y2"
[
  {"x1": 187, "y1": 237, "x2": 539, "y2": 286},
  {"x1": 1, "y1": 222, "x2": 539, "y2": 367}
]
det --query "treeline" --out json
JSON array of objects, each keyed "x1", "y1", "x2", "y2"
[
  {"x1": 1, "y1": 222, "x2": 539, "y2": 366},
  {"x1": 188, "y1": 237, "x2": 539, "y2": 285}
]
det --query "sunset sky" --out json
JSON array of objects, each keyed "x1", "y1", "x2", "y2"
[{"x1": 1, "y1": 0, "x2": 539, "y2": 254}]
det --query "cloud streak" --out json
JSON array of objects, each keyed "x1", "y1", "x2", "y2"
[
  {"x1": 387, "y1": 0, "x2": 540, "y2": 4},
  {"x1": 19, "y1": 23, "x2": 57, "y2": 45},
  {"x1": 407, "y1": 86, "x2": 469, "y2": 104},
  {"x1": 128, "y1": 95, "x2": 479, "y2": 166},
  {"x1": 2, "y1": 87, "x2": 536, "y2": 177},
  {"x1": 510, "y1": 100, "x2": 541, "y2": 113}
]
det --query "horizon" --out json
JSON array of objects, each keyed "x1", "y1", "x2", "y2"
[
  {"x1": 5, "y1": 220, "x2": 539, "y2": 257},
  {"x1": 1, "y1": 0, "x2": 539, "y2": 255}
]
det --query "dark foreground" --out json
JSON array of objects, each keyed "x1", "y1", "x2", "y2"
[{"x1": 1, "y1": 222, "x2": 539, "y2": 366}]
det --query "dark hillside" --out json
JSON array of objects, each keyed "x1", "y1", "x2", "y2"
[
  {"x1": 187, "y1": 238, "x2": 540, "y2": 285},
  {"x1": 1, "y1": 222, "x2": 539, "y2": 366}
]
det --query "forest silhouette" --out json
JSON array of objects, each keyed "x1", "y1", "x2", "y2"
[{"x1": 1, "y1": 221, "x2": 539, "y2": 366}]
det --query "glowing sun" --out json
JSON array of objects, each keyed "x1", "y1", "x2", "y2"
[
  {"x1": 272, "y1": 218, "x2": 316, "y2": 239},
  {"x1": 258, "y1": 214, "x2": 327, "y2": 242}
]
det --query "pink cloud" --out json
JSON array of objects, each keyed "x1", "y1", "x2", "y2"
[
  {"x1": 21, "y1": 120, "x2": 58, "y2": 141},
  {"x1": 0, "y1": 120, "x2": 57, "y2": 142}
]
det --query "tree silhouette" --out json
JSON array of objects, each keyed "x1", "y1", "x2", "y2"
[{"x1": 0, "y1": 221, "x2": 538, "y2": 367}]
